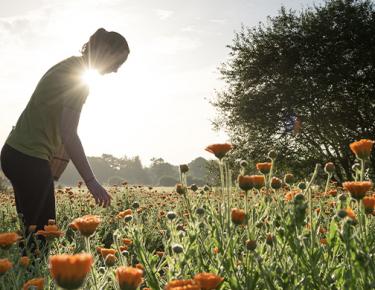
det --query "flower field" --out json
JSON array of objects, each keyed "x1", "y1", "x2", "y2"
[{"x1": 1, "y1": 140, "x2": 375, "y2": 289}]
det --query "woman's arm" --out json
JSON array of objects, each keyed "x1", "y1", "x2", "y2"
[{"x1": 60, "y1": 106, "x2": 111, "y2": 207}]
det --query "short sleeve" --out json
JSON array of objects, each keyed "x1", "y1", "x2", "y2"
[{"x1": 63, "y1": 82, "x2": 89, "y2": 112}]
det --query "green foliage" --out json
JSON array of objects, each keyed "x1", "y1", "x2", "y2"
[
  {"x1": 213, "y1": 0, "x2": 375, "y2": 181},
  {"x1": 158, "y1": 175, "x2": 179, "y2": 186}
]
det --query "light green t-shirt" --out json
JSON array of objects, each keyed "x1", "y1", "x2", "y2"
[{"x1": 6, "y1": 56, "x2": 89, "y2": 161}]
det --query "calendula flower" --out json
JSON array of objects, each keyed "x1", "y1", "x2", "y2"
[
  {"x1": 23, "y1": 277, "x2": 44, "y2": 290},
  {"x1": 350, "y1": 139, "x2": 375, "y2": 160},
  {"x1": 256, "y1": 162, "x2": 272, "y2": 174},
  {"x1": 104, "y1": 254, "x2": 117, "y2": 267},
  {"x1": 343, "y1": 181, "x2": 372, "y2": 200},
  {"x1": 320, "y1": 238, "x2": 328, "y2": 245},
  {"x1": 271, "y1": 177, "x2": 282, "y2": 190},
  {"x1": 0, "y1": 259, "x2": 13, "y2": 275},
  {"x1": 70, "y1": 215, "x2": 101, "y2": 237},
  {"x1": 100, "y1": 248, "x2": 117, "y2": 258},
  {"x1": 19, "y1": 256, "x2": 30, "y2": 268},
  {"x1": 246, "y1": 239, "x2": 257, "y2": 251},
  {"x1": 155, "y1": 251, "x2": 164, "y2": 257},
  {"x1": 324, "y1": 162, "x2": 335, "y2": 174},
  {"x1": 116, "y1": 266, "x2": 143, "y2": 290},
  {"x1": 165, "y1": 279, "x2": 200, "y2": 290},
  {"x1": 231, "y1": 208, "x2": 246, "y2": 225},
  {"x1": 284, "y1": 173, "x2": 294, "y2": 185},
  {"x1": 179, "y1": 164, "x2": 189, "y2": 173},
  {"x1": 251, "y1": 175, "x2": 265, "y2": 189},
  {"x1": 363, "y1": 196, "x2": 375, "y2": 214},
  {"x1": 194, "y1": 272, "x2": 224, "y2": 290},
  {"x1": 0, "y1": 232, "x2": 21, "y2": 249},
  {"x1": 117, "y1": 209, "x2": 133, "y2": 219},
  {"x1": 176, "y1": 183, "x2": 187, "y2": 195},
  {"x1": 49, "y1": 253, "x2": 93, "y2": 290},
  {"x1": 205, "y1": 143, "x2": 233, "y2": 160},
  {"x1": 238, "y1": 175, "x2": 253, "y2": 191},
  {"x1": 345, "y1": 208, "x2": 356, "y2": 220},
  {"x1": 36, "y1": 225, "x2": 64, "y2": 240}
]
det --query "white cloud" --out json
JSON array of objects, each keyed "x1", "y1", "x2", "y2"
[{"x1": 155, "y1": 9, "x2": 174, "y2": 20}]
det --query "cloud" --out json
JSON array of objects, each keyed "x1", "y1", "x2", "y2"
[
  {"x1": 209, "y1": 18, "x2": 227, "y2": 24},
  {"x1": 151, "y1": 35, "x2": 201, "y2": 55},
  {"x1": 155, "y1": 9, "x2": 174, "y2": 20}
]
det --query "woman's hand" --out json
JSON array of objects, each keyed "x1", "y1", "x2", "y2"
[{"x1": 86, "y1": 179, "x2": 112, "y2": 207}]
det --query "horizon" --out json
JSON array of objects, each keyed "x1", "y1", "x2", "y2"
[{"x1": 0, "y1": 0, "x2": 323, "y2": 167}]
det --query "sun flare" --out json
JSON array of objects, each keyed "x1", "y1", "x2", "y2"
[{"x1": 82, "y1": 69, "x2": 101, "y2": 90}]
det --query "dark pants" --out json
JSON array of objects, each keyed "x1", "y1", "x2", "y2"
[{"x1": 1, "y1": 143, "x2": 55, "y2": 249}]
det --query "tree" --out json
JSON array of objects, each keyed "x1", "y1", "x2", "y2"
[{"x1": 213, "y1": 0, "x2": 375, "y2": 181}]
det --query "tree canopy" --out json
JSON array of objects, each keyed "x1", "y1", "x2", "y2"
[{"x1": 213, "y1": 0, "x2": 375, "y2": 181}]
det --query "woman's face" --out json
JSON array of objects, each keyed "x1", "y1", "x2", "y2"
[{"x1": 97, "y1": 49, "x2": 129, "y2": 75}]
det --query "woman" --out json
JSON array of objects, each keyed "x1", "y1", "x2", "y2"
[{"x1": 0, "y1": 28, "x2": 129, "y2": 246}]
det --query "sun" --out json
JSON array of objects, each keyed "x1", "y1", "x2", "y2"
[{"x1": 82, "y1": 69, "x2": 102, "y2": 90}]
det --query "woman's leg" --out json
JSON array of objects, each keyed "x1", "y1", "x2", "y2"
[{"x1": 1, "y1": 143, "x2": 56, "y2": 253}]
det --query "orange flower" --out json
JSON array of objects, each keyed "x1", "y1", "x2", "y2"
[
  {"x1": 104, "y1": 254, "x2": 117, "y2": 267},
  {"x1": 194, "y1": 273, "x2": 224, "y2": 290},
  {"x1": 116, "y1": 266, "x2": 143, "y2": 290},
  {"x1": 36, "y1": 225, "x2": 64, "y2": 240},
  {"x1": 213, "y1": 247, "x2": 219, "y2": 254},
  {"x1": 23, "y1": 277, "x2": 44, "y2": 290},
  {"x1": 123, "y1": 238, "x2": 133, "y2": 246},
  {"x1": 363, "y1": 196, "x2": 375, "y2": 214},
  {"x1": 343, "y1": 181, "x2": 372, "y2": 200},
  {"x1": 284, "y1": 190, "x2": 299, "y2": 202},
  {"x1": 231, "y1": 208, "x2": 246, "y2": 225},
  {"x1": 117, "y1": 209, "x2": 133, "y2": 219},
  {"x1": 0, "y1": 232, "x2": 21, "y2": 249},
  {"x1": 350, "y1": 139, "x2": 375, "y2": 159},
  {"x1": 320, "y1": 238, "x2": 328, "y2": 245},
  {"x1": 256, "y1": 162, "x2": 272, "y2": 174},
  {"x1": 155, "y1": 251, "x2": 164, "y2": 257},
  {"x1": 205, "y1": 143, "x2": 233, "y2": 160},
  {"x1": 345, "y1": 208, "x2": 356, "y2": 220},
  {"x1": 70, "y1": 215, "x2": 101, "y2": 237},
  {"x1": 251, "y1": 175, "x2": 265, "y2": 190},
  {"x1": 49, "y1": 253, "x2": 93, "y2": 289},
  {"x1": 165, "y1": 279, "x2": 200, "y2": 290},
  {"x1": 100, "y1": 248, "x2": 117, "y2": 258},
  {"x1": 19, "y1": 256, "x2": 30, "y2": 268},
  {"x1": 0, "y1": 258, "x2": 13, "y2": 275},
  {"x1": 238, "y1": 175, "x2": 253, "y2": 191}
]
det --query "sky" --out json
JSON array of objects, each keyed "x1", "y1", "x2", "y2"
[{"x1": 0, "y1": 0, "x2": 323, "y2": 166}]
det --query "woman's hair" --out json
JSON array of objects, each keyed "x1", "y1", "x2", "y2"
[{"x1": 81, "y1": 28, "x2": 129, "y2": 58}]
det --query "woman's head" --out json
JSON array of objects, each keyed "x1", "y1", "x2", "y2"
[{"x1": 81, "y1": 28, "x2": 129, "y2": 74}]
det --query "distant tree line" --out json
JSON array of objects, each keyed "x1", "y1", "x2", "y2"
[{"x1": 58, "y1": 155, "x2": 218, "y2": 187}]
